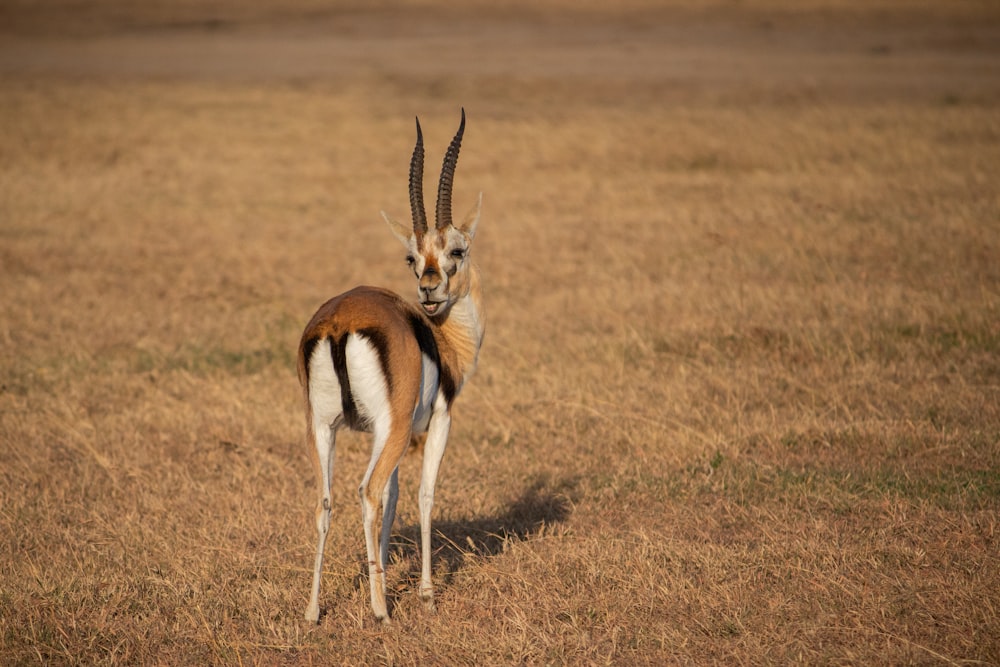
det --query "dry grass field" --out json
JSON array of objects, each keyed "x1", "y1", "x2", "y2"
[{"x1": 2, "y1": 1, "x2": 1000, "y2": 664}]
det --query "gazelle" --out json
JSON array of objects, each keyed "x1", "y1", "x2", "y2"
[{"x1": 298, "y1": 111, "x2": 485, "y2": 624}]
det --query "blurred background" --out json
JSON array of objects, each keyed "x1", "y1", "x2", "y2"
[{"x1": 2, "y1": 1, "x2": 998, "y2": 664}]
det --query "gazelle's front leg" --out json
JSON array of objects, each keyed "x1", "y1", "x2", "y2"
[
  {"x1": 380, "y1": 467, "x2": 399, "y2": 574},
  {"x1": 418, "y1": 403, "x2": 452, "y2": 609}
]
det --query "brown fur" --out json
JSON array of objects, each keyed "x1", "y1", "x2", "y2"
[{"x1": 298, "y1": 285, "x2": 427, "y2": 496}]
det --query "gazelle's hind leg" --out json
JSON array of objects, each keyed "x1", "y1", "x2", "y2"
[
  {"x1": 418, "y1": 403, "x2": 452, "y2": 610},
  {"x1": 305, "y1": 419, "x2": 337, "y2": 623},
  {"x1": 359, "y1": 424, "x2": 410, "y2": 623}
]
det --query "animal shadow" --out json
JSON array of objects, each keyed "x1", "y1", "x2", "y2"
[{"x1": 384, "y1": 474, "x2": 577, "y2": 606}]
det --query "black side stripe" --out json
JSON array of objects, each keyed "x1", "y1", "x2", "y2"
[
  {"x1": 356, "y1": 327, "x2": 393, "y2": 394},
  {"x1": 331, "y1": 334, "x2": 370, "y2": 432},
  {"x1": 408, "y1": 312, "x2": 456, "y2": 405},
  {"x1": 301, "y1": 336, "x2": 320, "y2": 386}
]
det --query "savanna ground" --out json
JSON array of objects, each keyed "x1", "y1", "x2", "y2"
[{"x1": 2, "y1": 1, "x2": 999, "y2": 664}]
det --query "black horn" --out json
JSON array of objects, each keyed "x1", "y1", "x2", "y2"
[
  {"x1": 435, "y1": 108, "x2": 466, "y2": 230},
  {"x1": 409, "y1": 117, "x2": 428, "y2": 237}
]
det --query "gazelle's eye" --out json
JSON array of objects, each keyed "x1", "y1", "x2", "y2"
[
  {"x1": 406, "y1": 255, "x2": 415, "y2": 267},
  {"x1": 450, "y1": 248, "x2": 466, "y2": 260}
]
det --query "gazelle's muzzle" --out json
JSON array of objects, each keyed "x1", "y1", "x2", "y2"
[{"x1": 419, "y1": 272, "x2": 448, "y2": 315}]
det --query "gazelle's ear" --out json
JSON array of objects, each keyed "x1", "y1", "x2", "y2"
[
  {"x1": 456, "y1": 192, "x2": 483, "y2": 240},
  {"x1": 382, "y1": 211, "x2": 414, "y2": 248}
]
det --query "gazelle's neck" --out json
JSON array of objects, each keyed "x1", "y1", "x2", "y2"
[{"x1": 435, "y1": 264, "x2": 485, "y2": 387}]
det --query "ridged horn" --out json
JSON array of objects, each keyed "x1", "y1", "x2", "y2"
[
  {"x1": 435, "y1": 108, "x2": 466, "y2": 231},
  {"x1": 409, "y1": 117, "x2": 428, "y2": 237}
]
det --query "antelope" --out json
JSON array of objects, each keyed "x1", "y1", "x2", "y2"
[{"x1": 298, "y1": 110, "x2": 485, "y2": 624}]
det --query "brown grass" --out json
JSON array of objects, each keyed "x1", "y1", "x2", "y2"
[{"x1": 2, "y1": 2, "x2": 999, "y2": 664}]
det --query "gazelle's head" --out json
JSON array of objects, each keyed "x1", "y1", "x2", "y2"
[{"x1": 383, "y1": 110, "x2": 482, "y2": 319}]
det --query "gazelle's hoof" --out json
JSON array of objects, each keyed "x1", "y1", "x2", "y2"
[
  {"x1": 372, "y1": 598, "x2": 391, "y2": 625},
  {"x1": 305, "y1": 604, "x2": 320, "y2": 624}
]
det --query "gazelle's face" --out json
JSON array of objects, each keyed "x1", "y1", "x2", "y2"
[
  {"x1": 384, "y1": 110, "x2": 479, "y2": 318},
  {"x1": 406, "y1": 226, "x2": 472, "y2": 317},
  {"x1": 384, "y1": 192, "x2": 482, "y2": 318}
]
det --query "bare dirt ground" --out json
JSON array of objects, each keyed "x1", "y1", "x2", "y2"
[{"x1": 2, "y1": 1, "x2": 999, "y2": 664}]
